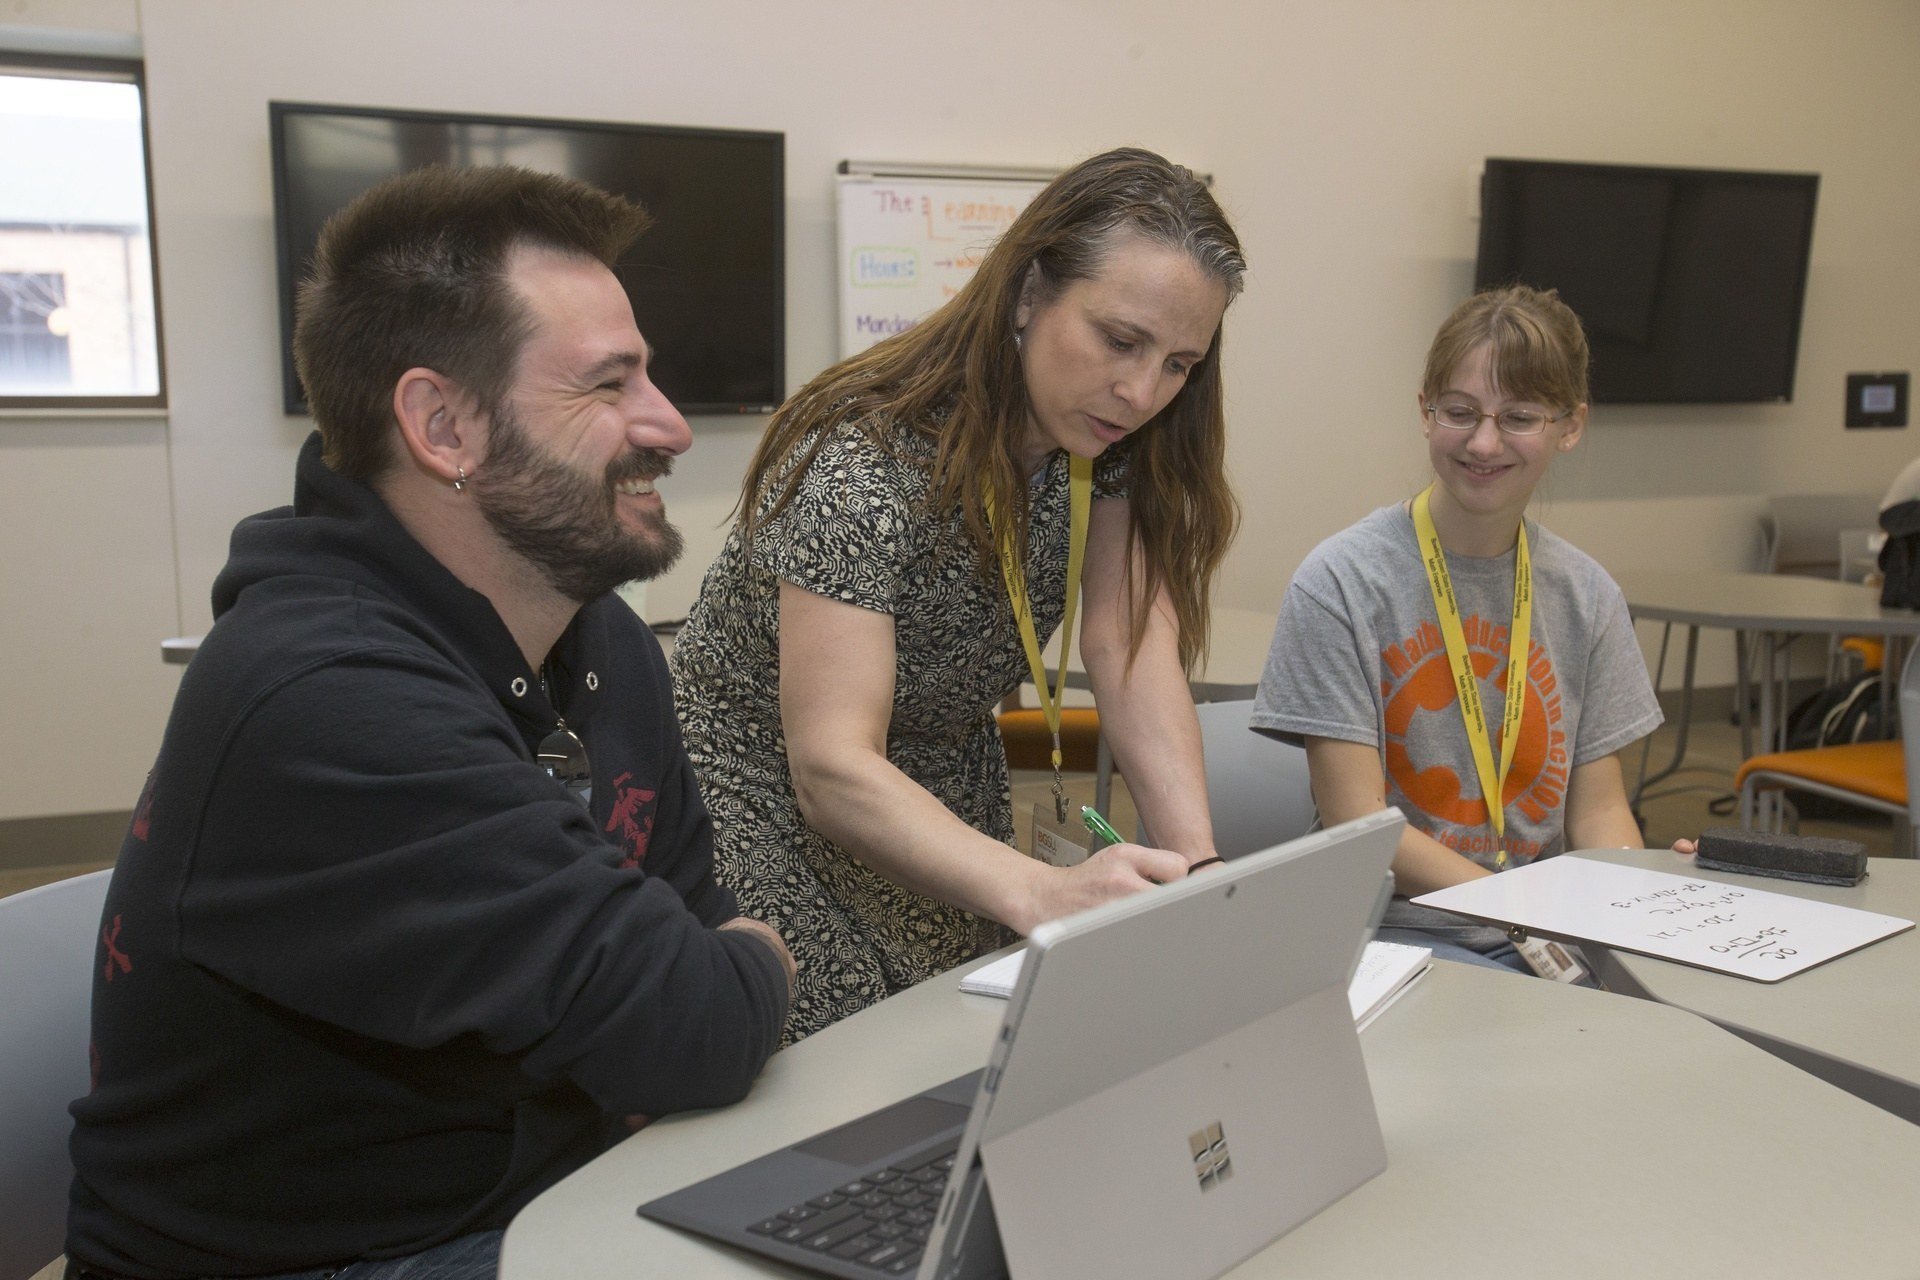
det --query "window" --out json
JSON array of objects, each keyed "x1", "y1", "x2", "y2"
[
  {"x1": 0, "y1": 55, "x2": 165, "y2": 409},
  {"x1": 0, "y1": 272, "x2": 73, "y2": 383}
]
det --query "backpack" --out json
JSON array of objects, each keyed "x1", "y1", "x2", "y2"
[
  {"x1": 1784, "y1": 671, "x2": 1896, "y2": 751},
  {"x1": 1777, "y1": 670, "x2": 1898, "y2": 818}
]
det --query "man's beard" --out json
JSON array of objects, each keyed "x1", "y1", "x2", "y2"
[{"x1": 471, "y1": 404, "x2": 685, "y2": 604}]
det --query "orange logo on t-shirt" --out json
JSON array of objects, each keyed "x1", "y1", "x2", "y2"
[{"x1": 1380, "y1": 616, "x2": 1568, "y2": 859}]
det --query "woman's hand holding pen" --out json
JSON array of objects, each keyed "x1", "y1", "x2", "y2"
[
  {"x1": 1012, "y1": 843, "x2": 1189, "y2": 935},
  {"x1": 1080, "y1": 803, "x2": 1220, "y2": 872}
]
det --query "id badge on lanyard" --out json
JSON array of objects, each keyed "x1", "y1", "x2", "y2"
[
  {"x1": 1030, "y1": 804, "x2": 1095, "y2": 866},
  {"x1": 1413, "y1": 490, "x2": 1581, "y2": 981},
  {"x1": 1409, "y1": 486, "x2": 1531, "y2": 866},
  {"x1": 987, "y1": 456, "x2": 1093, "y2": 826}
]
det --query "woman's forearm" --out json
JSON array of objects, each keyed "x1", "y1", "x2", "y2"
[
  {"x1": 1304, "y1": 736, "x2": 1492, "y2": 897},
  {"x1": 1082, "y1": 598, "x2": 1217, "y2": 863},
  {"x1": 788, "y1": 738, "x2": 1050, "y2": 931},
  {"x1": 1078, "y1": 499, "x2": 1217, "y2": 863}
]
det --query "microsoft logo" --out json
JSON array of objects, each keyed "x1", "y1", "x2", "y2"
[{"x1": 1189, "y1": 1122, "x2": 1232, "y2": 1191}]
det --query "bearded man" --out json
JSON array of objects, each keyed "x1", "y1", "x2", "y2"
[{"x1": 64, "y1": 165, "x2": 793, "y2": 1280}]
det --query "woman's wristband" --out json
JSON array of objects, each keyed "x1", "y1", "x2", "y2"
[{"x1": 1188, "y1": 856, "x2": 1226, "y2": 872}]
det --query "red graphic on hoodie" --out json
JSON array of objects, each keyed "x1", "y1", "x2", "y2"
[
  {"x1": 101, "y1": 914, "x2": 132, "y2": 982},
  {"x1": 606, "y1": 772, "x2": 658, "y2": 870},
  {"x1": 131, "y1": 771, "x2": 156, "y2": 842}
]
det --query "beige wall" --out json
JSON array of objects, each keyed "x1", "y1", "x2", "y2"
[
  {"x1": 3, "y1": 0, "x2": 1918, "y2": 820},
  {"x1": 0, "y1": 0, "x2": 177, "y2": 825}
]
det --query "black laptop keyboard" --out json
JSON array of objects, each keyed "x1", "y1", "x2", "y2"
[{"x1": 743, "y1": 1138, "x2": 958, "y2": 1274}]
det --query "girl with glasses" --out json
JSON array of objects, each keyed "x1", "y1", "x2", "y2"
[
  {"x1": 670, "y1": 149, "x2": 1243, "y2": 1040},
  {"x1": 1252, "y1": 285, "x2": 1662, "y2": 973}
]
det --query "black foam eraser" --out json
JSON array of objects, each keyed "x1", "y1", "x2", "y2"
[{"x1": 1693, "y1": 827, "x2": 1869, "y2": 887}]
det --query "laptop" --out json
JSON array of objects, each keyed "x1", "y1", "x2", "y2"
[{"x1": 638, "y1": 809, "x2": 1404, "y2": 1280}]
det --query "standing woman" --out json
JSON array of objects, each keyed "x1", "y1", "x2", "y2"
[
  {"x1": 671, "y1": 148, "x2": 1243, "y2": 1039},
  {"x1": 1252, "y1": 286, "x2": 1660, "y2": 972}
]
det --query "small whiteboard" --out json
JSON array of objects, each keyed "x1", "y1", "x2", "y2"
[
  {"x1": 835, "y1": 170, "x2": 1049, "y2": 359},
  {"x1": 1413, "y1": 856, "x2": 1913, "y2": 982}
]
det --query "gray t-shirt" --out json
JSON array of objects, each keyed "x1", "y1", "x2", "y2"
[{"x1": 1252, "y1": 504, "x2": 1663, "y2": 942}]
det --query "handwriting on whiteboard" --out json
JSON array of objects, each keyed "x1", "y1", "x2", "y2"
[
  {"x1": 838, "y1": 174, "x2": 1047, "y2": 359},
  {"x1": 1608, "y1": 882, "x2": 1798, "y2": 962},
  {"x1": 1413, "y1": 856, "x2": 1912, "y2": 983}
]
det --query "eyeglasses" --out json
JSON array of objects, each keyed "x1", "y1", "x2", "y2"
[{"x1": 1424, "y1": 400, "x2": 1571, "y2": 437}]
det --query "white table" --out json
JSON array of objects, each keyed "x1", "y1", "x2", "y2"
[
  {"x1": 1615, "y1": 571, "x2": 1920, "y2": 810},
  {"x1": 1583, "y1": 847, "x2": 1920, "y2": 1125},
  {"x1": 502, "y1": 958, "x2": 1920, "y2": 1279}
]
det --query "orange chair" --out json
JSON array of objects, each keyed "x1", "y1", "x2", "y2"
[
  {"x1": 1839, "y1": 636, "x2": 1885, "y2": 675},
  {"x1": 1735, "y1": 644, "x2": 1920, "y2": 855},
  {"x1": 997, "y1": 695, "x2": 1102, "y2": 773}
]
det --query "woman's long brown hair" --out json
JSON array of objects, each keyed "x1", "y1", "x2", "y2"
[{"x1": 738, "y1": 147, "x2": 1244, "y2": 671}]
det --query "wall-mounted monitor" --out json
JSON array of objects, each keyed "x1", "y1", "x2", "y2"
[
  {"x1": 269, "y1": 101, "x2": 784, "y2": 416},
  {"x1": 1474, "y1": 158, "x2": 1818, "y2": 404}
]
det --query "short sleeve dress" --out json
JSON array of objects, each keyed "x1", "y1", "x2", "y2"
[{"x1": 669, "y1": 413, "x2": 1130, "y2": 1041}]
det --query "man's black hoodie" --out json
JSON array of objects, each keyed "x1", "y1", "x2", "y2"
[{"x1": 67, "y1": 434, "x2": 788, "y2": 1278}]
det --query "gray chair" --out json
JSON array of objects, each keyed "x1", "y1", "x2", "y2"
[
  {"x1": 1754, "y1": 492, "x2": 1883, "y2": 700},
  {"x1": 1837, "y1": 526, "x2": 1879, "y2": 586},
  {"x1": 0, "y1": 869, "x2": 110, "y2": 1280},
  {"x1": 1761, "y1": 492, "x2": 1881, "y2": 577},
  {"x1": 1194, "y1": 699, "x2": 1319, "y2": 859}
]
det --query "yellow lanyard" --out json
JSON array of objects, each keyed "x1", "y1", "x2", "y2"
[
  {"x1": 986, "y1": 455, "x2": 1093, "y2": 821},
  {"x1": 1410, "y1": 485, "x2": 1531, "y2": 861}
]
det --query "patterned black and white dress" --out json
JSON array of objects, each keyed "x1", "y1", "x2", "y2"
[{"x1": 669, "y1": 414, "x2": 1129, "y2": 1042}]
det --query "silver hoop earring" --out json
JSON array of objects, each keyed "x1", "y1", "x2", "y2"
[
  {"x1": 453, "y1": 467, "x2": 466, "y2": 493},
  {"x1": 1013, "y1": 329, "x2": 1024, "y2": 350}
]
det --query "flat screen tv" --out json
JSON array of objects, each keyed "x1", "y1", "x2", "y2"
[
  {"x1": 269, "y1": 101, "x2": 784, "y2": 416},
  {"x1": 1474, "y1": 158, "x2": 1818, "y2": 404}
]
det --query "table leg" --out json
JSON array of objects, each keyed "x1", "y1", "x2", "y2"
[
  {"x1": 1880, "y1": 634, "x2": 1902, "y2": 728},
  {"x1": 1759, "y1": 631, "x2": 1776, "y2": 754},
  {"x1": 1632, "y1": 622, "x2": 1700, "y2": 807},
  {"x1": 1755, "y1": 629, "x2": 1795, "y2": 830},
  {"x1": 1733, "y1": 631, "x2": 1754, "y2": 762},
  {"x1": 1631, "y1": 622, "x2": 1673, "y2": 807}
]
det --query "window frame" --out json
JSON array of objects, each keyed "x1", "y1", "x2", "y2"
[{"x1": 0, "y1": 51, "x2": 167, "y2": 413}]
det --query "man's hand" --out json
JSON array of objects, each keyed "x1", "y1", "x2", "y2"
[{"x1": 719, "y1": 915, "x2": 796, "y2": 992}]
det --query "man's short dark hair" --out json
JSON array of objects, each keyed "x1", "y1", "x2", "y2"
[{"x1": 293, "y1": 165, "x2": 653, "y2": 483}]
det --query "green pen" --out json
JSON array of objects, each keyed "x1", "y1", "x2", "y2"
[{"x1": 1080, "y1": 804, "x2": 1124, "y2": 846}]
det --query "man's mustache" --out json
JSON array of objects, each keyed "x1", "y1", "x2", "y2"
[{"x1": 608, "y1": 450, "x2": 674, "y2": 485}]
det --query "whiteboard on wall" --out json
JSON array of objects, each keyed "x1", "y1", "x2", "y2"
[{"x1": 835, "y1": 166, "x2": 1052, "y2": 359}]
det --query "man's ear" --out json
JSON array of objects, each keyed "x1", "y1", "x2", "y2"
[{"x1": 392, "y1": 368, "x2": 479, "y2": 488}]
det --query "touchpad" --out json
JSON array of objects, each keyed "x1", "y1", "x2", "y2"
[{"x1": 792, "y1": 1095, "x2": 970, "y2": 1167}]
